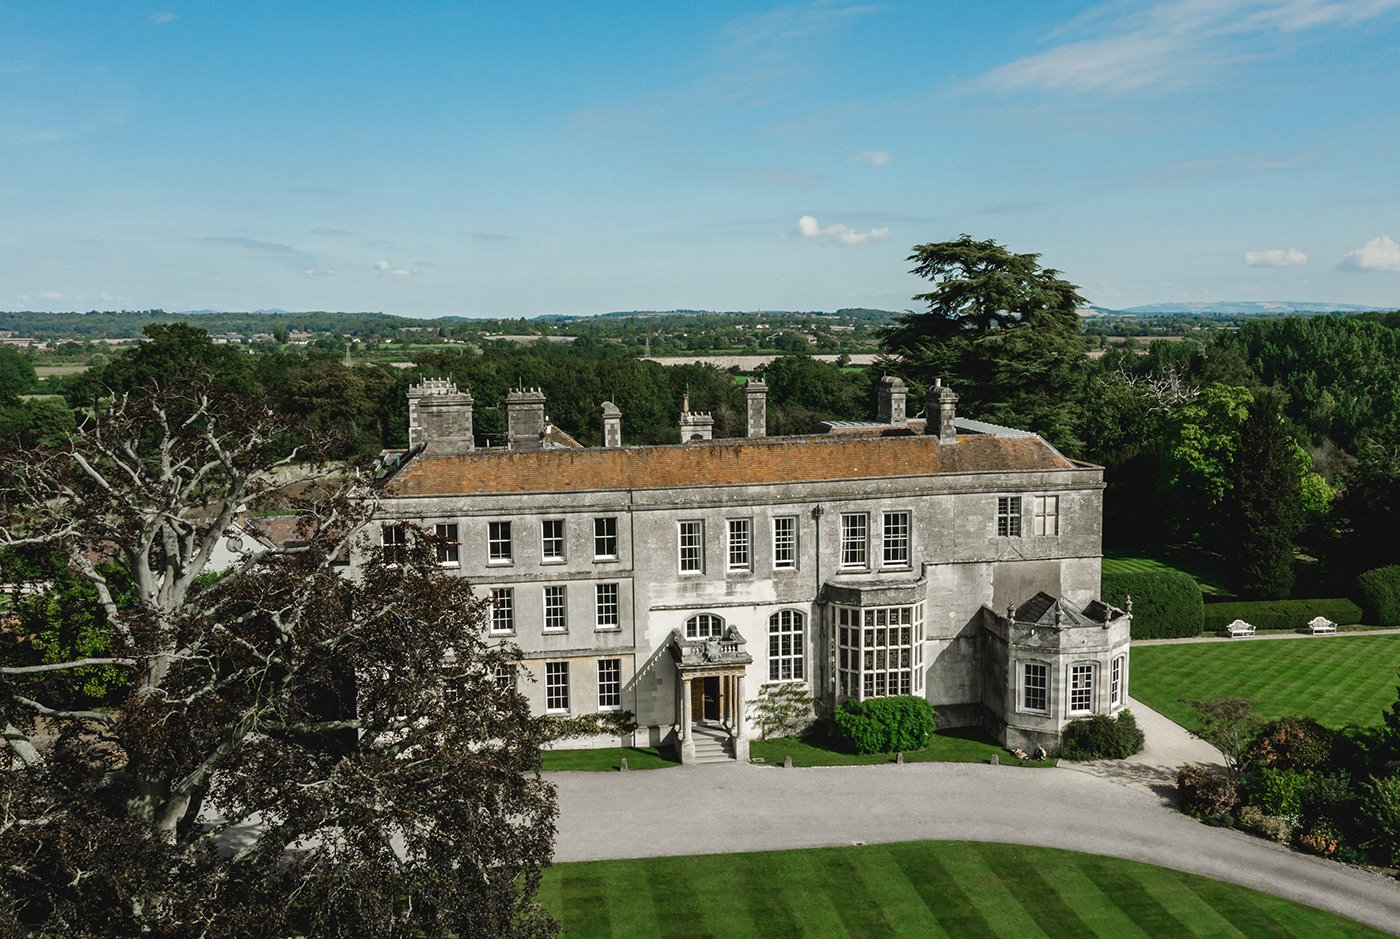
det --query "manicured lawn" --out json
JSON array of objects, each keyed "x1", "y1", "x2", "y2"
[
  {"x1": 1131, "y1": 634, "x2": 1400, "y2": 730},
  {"x1": 541, "y1": 745, "x2": 679, "y2": 772},
  {"x1": 749, "y1": 727, "x2": 1054, "y2": 768},
  {"x1": 540, "y1": 841, "x2": 1386, "y2": 937},
  {"x1": 1103, "y1": 547, "x2": 1231, "y2": 596}
]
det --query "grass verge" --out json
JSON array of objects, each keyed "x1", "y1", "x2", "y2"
[
  {"x1": 1131, "y1": 634, "x2": 1400, "y2": 730},
  {"x1": 748, "y1": 726, "x2": 1054, "y2": 768},
  {"x1": 540, "y1": 745, "x2": 679, "y2": 772},
  {"x1": 540, "y1": 840, "x2": 1387, "y2": 937}
]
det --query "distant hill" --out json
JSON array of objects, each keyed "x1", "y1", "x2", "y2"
[{"x1": 1111, "y1": 301, "x2": 1383, "y2": 316}]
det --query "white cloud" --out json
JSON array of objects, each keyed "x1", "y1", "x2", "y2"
[
  {"x1": 978, "y1": 0, "x2": 1400, "y2": 95},
  {"x1": 390, "y1": 268, "x2": 411, "y2": 277},
  {"x1": 150, "y1": 11, "x2": 177, "y2": 24},
  {"x1": 39, "y1": 289, "x2": 64, "y2": 300},
  {"x1": 1339, "y1": 235, "x2": 1400, "y2": 271},
  {"x1": 854, "y1": 151, "x2": 891, "y2": 167},
  {"x1": 1244, "y1": 248, "x2": 1307, "y2": 267},
  {"x1": 374, "y1": 259, "x2": 391, "y2": 271},
  {"x1": 302, "y1": 268, "x2": 337, "y2": 278},
  {"x1": 796, "y1": 215, "x2": 889, "y2": 246}
]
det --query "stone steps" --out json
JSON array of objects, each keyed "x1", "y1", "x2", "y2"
[{"x1": 690, "y1": 726, "x2": 735, "y2": 764}]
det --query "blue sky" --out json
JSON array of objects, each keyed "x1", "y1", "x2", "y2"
[{"x1": 3, "y1": 1, "x2": 1399, "y2": 316}]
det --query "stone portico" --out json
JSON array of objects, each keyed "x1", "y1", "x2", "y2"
[{"x1": 671, "y1": 626, "x2": 752, "y2": 764}]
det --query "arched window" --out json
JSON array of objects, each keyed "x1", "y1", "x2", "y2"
[
  {"x1": 686, "y1": 613, "x2": 724, "y2": 639},
  {"x1": 768, "y1": 610, "x2": 805, "y2": 681}
]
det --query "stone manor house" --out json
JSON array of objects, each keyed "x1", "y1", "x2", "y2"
[{"x1": 372, "y1": 376, "x2": 1132, "y2": 761}]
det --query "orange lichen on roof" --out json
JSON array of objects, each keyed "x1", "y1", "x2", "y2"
[{"x1": 382, "y1": 433, "x2": 1078, "y2": 497}]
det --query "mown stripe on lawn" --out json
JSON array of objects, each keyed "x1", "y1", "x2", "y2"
[
  {"x1": 812, "y1": 849, "x2": 900, "y2": 938},
  {"x1": 1073, "y1": 854, "x2": 1189, "y2": 937},
  {"x1": 559, "y1": 866, "x2": 610, "y2": 936},
  {"x1": 643, "y1": 858, "x2": 713, "y2": 938},
  {"x1": 992, "y1": 849, "x2": 1095, "y2": 937},
  {"x1": 887, "y1": 842, "x2": 990, "y2": 938},
  {"x1": 1185, "y1": 875, "x2": 1291, "y2": 936},
  {"x1": 726, "y1": 851, "x2": 804, "y2": 939}
]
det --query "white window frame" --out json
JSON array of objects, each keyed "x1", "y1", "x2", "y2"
[
  {"x1": 543, "y1": 585, "x2": 567, "y2": 633},
  {"x1": 997, "y1": 496, "x2": 1022, "y2": 537},
  {"x1": 434, "y1": 523, "x2": 460, "y2": 567},
  {"x1": 593, "y1": 517, "x2": 618, "y2": 560},
  {"x1": 1111, "y1": 655, "x2": 1125, "y2": 707},
  {"x1": 678, "y1": 519, "x2": 703, "y2": 574},
  {"x1": 834, "y1": 603, "x2": 923, "y2": 700},
  {"x1": 840, "y1": 513, "x2": 868, "y2": 570},
  {"x1": 1020, "y1": 661, "x2": 1049, "y2": 714},
  {"x1": 487, "y1": 520, "x2": 513, "y2": 565},
  {"x1": 494, "y1": 663, "x2": 516, "y2": 691},
  {"x1": 727, "y1": 518, "x2": 751, "y2": 572},
  {"x1": 882, "y1": 511, "x2": 911, "y2": 568},
  {"x1": 545, "y1": 661, "x2": 569, "y2": 714},
  {"x1": 541, "y1": 518, "x2": 565, "y2": 563},
  {"x1": 1034, "y1": 495, "x2": 1060, "y2": 537},
  {"x1": 772, "y1": 515, "x2": 797, "y2": 571},
  {"x1": 381, "y1": 523, "x2": 406, "y2": 564},
  {"x1": 489, "y1": 587, "x2": 514, "y2": 635},
  {"x1": 597, "y1": 658, "x2": 621, "y2": 712},
  {"x1": 1069, "y1": 663, "x2": 1095, "y2": 715},
  {"x1": 595, "y1": 583, "x2": 620, "y2": 630},
  {"x1": 768, "y1": 609, "x2": 805, "y2": 682},
  {"x1": 685, "y1": 613, "x2": 724, "y2": 640}
]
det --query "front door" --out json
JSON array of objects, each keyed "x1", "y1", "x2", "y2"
[{"x1": 691, "y1": 677, "x2": 723, "y2": 723}]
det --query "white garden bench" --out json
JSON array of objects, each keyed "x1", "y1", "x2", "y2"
[
  {"x1": 1226, "y1": 619, "x2": 1256, "y2": 638},
  {"x1": 1305, "y1": 616, "x2": 1337, "y2": 635}
]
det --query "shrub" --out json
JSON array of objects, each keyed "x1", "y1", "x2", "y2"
[
  {"x1": 1201, "y1": 598, "x2": 1362, "y2": 633},
  {"x1": 1297, "y1": 819, "x2": 1344, "y2": 858},
  {"x1": 1058, "y1": 710, "x2": 1145, "y2": 760},
  {"x1": 1178, "y1": 762, "x2": 1240, "y2": 823},
  {"x1": 1358, "y1": 773, "x2": 1400, "y2": 865},
  {"x1": 1242, "y1": 767, "x2": 1307, "y2": 818},
  {"x1": 1101, "y1": 571, "x2": 1203, "y2": 639},
  {"x1": 1246, "y1": 716, "x2": 1334, "y2": 772},
  {"x1": 1301, "y1": 770, "x2": 1356, "y2": 827},
  {"x1": 1356, "y1": 565, "x2": 1400, "y2": 627},
  {"x1": 831, "y1": 696, "x2": 935, "y2": 754},
  {"x1": 1238, "y1": 805, "x2": 1294, "y2": 844}
]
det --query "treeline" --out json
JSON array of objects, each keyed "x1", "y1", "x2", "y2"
[{"x1": 4, "y1": 325, "x2": 876, "y2": 461}]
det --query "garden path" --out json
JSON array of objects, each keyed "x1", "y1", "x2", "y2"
[{"x1": 1060, "y1": 695, "x2": 1223, "y2": 801}]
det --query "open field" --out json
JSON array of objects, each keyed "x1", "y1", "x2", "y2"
[
  {"x1": 33, "y1": 364, "x2": 89, "y2": 377},
  {"x1": 1103, "y1": 547, "x2": 1231, "y2": 596},
  {"x1": 1131, "y1": 634, "x2": 1400, "y2": 729},
  {"x1": 749, "y1": 726, "x2": 1053, "y2": 767},
  {"x1": 644, "y1": 353, "x2": 880, "y2": 369},
  {"x1": 539, "y1": 840, "x2": 1386, "y2": 937}
]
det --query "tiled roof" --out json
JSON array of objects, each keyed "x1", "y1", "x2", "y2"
[{"x1": 382, "y1": 433, "x2": 1079, "y2": 497}]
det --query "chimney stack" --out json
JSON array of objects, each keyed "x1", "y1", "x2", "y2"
[
  {"x1": 506, "y1": 388, "x2": 547, "y2": 451},
  {"x1": 679, "y1": 393, "x2": 714, "y2": 442},
  {"x1": 744, "y1": 379, "x2": 767, "y2": 438},
  {"x1": 877, "y1": 375, "x2": 907, "y2": 425},
  {"x1": 600, "y1": 401, "x2": 622, "y2": 448},
  {"x1": 925, "y1": 379, "x2": 958, "y2": 444},
  {"x1": 407, "y1": 378, "x2": 474, "y2": 452}
]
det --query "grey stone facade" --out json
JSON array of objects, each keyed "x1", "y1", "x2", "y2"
[{"x1": 372, "y1": 381, "x2": 1130, "y2": 759}]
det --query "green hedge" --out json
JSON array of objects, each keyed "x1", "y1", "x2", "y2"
[
  {"x1": 1101, "y1": 571, "x2": 1203, "y2": 639},
  {"x1": 1201, "y1": 598, "x2": 1363, "y2": 633},
  {"x1": 1059, "y1": 710, "x2": 1145, "y2": 760},
  {"x1": 831, "y1": 696, "x2": 935, "y2": 754},
  {"x1": 1356, "y1": 566, "x2": 1400, "y2": 628}
]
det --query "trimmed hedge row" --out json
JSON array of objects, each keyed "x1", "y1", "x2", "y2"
[
  {"x1": 1356, "y1": 565, "x2": 1400, "y2": 627},
  {"x1": 1201, "y1": 598, "x2": 1363, "y2": 633},
  {"x1": 1101, "y1": 571, "x2": 1204, "y2": 639},
  {"x1": 831, "y1": 696, "x2": 935, "y2": 754}
]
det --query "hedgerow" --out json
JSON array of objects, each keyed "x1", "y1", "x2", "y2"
[
  {"x1": 831, "y1": 696, "x2": 935, "y2": 754},
  {"x1": 1101, "y1": 570, "x2": 1203, "y2": 639},
  {"x1": 1201, "y1": 598, "x2": 1362, "y2": 633},
  {"x1": 1356, "y1": 565, "x2": 1400, "y2": 627}
]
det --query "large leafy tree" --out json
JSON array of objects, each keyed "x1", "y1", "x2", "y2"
[
  {"x1": 0, "y1": 385, "x2": 566, "y2": 937},
  {"x1": 880, "y1": 235, "x2": 1088, "y2": 448}
]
